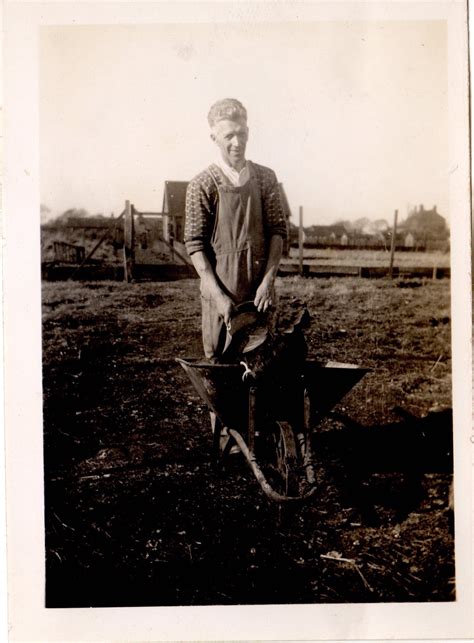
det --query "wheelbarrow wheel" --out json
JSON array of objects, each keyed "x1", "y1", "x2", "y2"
[{"x1": 273, "y1": 421, "x2": 299, "y2": 497}]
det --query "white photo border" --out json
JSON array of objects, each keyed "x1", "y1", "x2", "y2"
[{"x1": 3, "y1": 1, "x2": 472, "y2": 640}]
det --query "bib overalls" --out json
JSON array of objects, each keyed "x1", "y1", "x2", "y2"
[{"x1": 201, "y1": 161, "x2": 267, "y2": 359}]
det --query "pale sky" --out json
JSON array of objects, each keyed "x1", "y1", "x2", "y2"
[{"x1": 40, "y1": 21, "x2": 448, "y2": 226}]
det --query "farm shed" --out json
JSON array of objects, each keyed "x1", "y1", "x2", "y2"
[{"x1": 162, "y1": 181, "x2": 188, "y2": 243}]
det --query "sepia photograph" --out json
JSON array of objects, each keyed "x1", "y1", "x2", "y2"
[
  {"x1": 39, "y1": 18, "x2": 456, "y2": 607},
  {"x1": 3, "y1": 1, "x2": 472, "y2": 640}
]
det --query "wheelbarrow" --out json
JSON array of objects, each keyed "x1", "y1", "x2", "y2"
[{"x1": 177, "y1": 357, "x2": 368, "y2": 503}]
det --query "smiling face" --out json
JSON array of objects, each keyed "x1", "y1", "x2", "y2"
[{"x1": 211, "y1": 118, "x2": 249, "y2": 170}]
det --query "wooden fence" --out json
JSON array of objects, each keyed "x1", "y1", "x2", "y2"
[
  {"x1": 53, "y1": 241, "x2": 85, "y2": 264},
  {"x1": 43, "y1": 201, "x2": 195, "y2": 282}
]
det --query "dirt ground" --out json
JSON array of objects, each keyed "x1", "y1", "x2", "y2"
[{"x1": 42, "y1": 275, "x2": 454, "y2": 607}]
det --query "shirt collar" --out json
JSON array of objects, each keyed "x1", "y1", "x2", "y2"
[{"x1": 215, "y1": 158, "x2": 249, "y2": 187}]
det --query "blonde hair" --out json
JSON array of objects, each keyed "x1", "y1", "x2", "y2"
[{"x1": 207, "y1": 98, "x2": 247, "y2": 127}]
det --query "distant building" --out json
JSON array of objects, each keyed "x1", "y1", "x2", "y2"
[
  {"x1": 398, "y1": 204, "x2": 449, "y2": 250},
  {"x1": 305, "y1": 224, "x2": 348, "y2": 246}
]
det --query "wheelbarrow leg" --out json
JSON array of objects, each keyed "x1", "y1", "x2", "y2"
[
  {"x1": 248, "y1": 387, "x2": 257, "y2": 453},
  {"x1": 295, "y1": 388, "x2": 316, "y2": 485},
  {"x1": 214, "y1": 387, "x2": 257, "y2": 467},
  {"x1": 211, "y1": 412, "x2": 223, "y2": 465},
  {"x1": 211, "y1": 412, "x2": 240, "y2": 467}
]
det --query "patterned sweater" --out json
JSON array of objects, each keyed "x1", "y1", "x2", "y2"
[{"x1": 184, "y1": 161, "x2": 288, "y2": 256}]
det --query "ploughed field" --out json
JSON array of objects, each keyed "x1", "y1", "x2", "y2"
[{"x1": 43, "y1": 276, "x2": 454, "y2": 607}]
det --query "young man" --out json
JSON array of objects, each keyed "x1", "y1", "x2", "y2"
[{"x1": 185, "y1": 98, "x2": 287, "y2": 360}]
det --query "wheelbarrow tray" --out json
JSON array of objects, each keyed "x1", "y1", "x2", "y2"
[{"x1": 177, "y1": 357, "x2": 368, "y2": 432}]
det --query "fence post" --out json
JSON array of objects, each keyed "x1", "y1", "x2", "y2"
[
  {"x1": 299, "y1": 206, "x2": 304, "y2": 276},
  {"x1": 123, "y1": 200, "x2": 135, "y2": 282},
  {"x1": 388, "y1": 209, "x2": 398, "y2": 279}
]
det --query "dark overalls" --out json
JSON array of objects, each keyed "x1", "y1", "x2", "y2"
[{"x1": 201, "y1": 161, "x2": 268, "y2": 360}]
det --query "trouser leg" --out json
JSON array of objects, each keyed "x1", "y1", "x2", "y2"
[
  {"x1": 201, "y1": 295, "x2": 227, "y2": 359},
  {"x1": 202, "y1": 297, "x2": 239, "y2": 455}
]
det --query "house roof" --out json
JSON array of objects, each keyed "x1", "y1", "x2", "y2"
[
  {"x1": 162, "y1": 181, "x2": 188, "y2": 217},
  {"x1": 398, "y1": 209, "x2": 448, "y2": 240},
  {"x1": 399, "y1": 209, "x2": 447, "y2": 229}
]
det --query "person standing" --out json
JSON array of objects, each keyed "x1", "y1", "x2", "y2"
[{"x1": 184, "y1": 98, "x2": 287, "y2": 360}]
